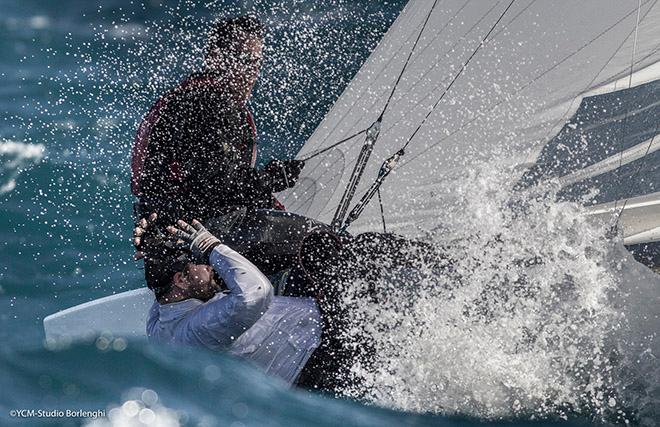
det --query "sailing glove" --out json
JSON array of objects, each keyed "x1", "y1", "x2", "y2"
[
  {"x1": 167, "y1": 219, "x2": 221, "y2": 263},
  {"x1": 261, "y1": 159, "x2": 305, "y2": 192}
]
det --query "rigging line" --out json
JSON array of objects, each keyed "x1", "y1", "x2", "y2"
[
  {"x1": 303, "y1": 0, "x2": 533, "y2": 164},
  {"x1": 399, "y1": 0, "x2": 653, "y2": 169},
  {"x1": 610, "y1": 0, "x2": 650, "y2": 233},
  {"x1": 299, "y1": 0, "x2": 440, "y2": 161},
  {"x1": 610, "y1": 122, "x2": 660, "y2": 233},
  {"x1": 381, "y1": 0, "x2": 442, "y2": 118},
  {"x1": 614, "y1": 0, "x2": 643, "y2": 213},
  {"x1": 377, "y1": 187, "x2": 387, "y2": 233},
  {"x1": 629, "y1": 0, "x2": 644, "y2": 90},
  {"x1": 331, "y1": 0, "x2": 440, "y2": 231},
  {"x1": 377, "y1": 0, "x2": 536, "y2": 139},
  {"x1": 298, "y1": 128, "x2": 367, "y2": 161},
  {"x1": 299, "y1": 0, "x2": 442, "y2": 163},
  {"x1": 340, "y1": 1, "x2": 516, "y2": 232},
  {"x1": 633, "y1": 34, "x2": 660, "y2": 67},
  {"x1": 363, "y1": 0, "x2": 515, "y2": 143},
  {"x1": 401, "y1": 0, "x2": 516, "y2": 152},
  {"x1": 306, "y1": 2, "x2": 432, "y2": 154}
]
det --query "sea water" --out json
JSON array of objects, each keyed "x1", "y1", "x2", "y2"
[{"x1": 0, "y1": 1, "x2": 657, "y2": 426}]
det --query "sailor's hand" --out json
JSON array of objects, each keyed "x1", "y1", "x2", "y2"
[
  {"x1": 262, "y1": 159, "x2": 305, "y2": 192},
  {"x1": 167, "y1": 219, "x2": 221, "y2": 262},
  {"x1": 133, "y1": 212, "x2": 158, "y2": 260}
]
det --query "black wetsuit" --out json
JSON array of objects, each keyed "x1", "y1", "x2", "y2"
[{"x1": 132, "y1": 71, "x2": 280, "y2": 227}]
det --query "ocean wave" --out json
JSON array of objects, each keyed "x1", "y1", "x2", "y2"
[
  {"x1": 2, "y1": 342, "x2": 549, "y2": 427},
  {"x1": 0, "y1": 140, "x2": 45, "y2": 193}
]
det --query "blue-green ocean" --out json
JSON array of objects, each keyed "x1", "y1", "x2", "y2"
[{"x1": 0, "y1": 1, "x2": 650, "y2": 426}]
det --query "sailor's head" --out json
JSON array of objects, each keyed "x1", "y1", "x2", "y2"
[
  {"x1": 145, "y1": 252, "x2": 222, "y2": 303},
  {"x1": 205, "y1": 15, "x2": 264, "y2": 102}
]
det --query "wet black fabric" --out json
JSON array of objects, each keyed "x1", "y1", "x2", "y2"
[
  {"x1": 284, "y1": 232, "x2": 358, "y2": 394},
  {"x1": 137, "y1": 73, "x2": 274, "y2": 226},
  {"x1": 260, "y1": 159, "x2": 306, "y2": 193},
  {"x1": 289, "y1": 232, "x2": 455, "y2": 394}
]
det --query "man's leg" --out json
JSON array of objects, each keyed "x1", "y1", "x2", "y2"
[{"x1": 285, "y1": 232, "x2": 361, "y2": 393}]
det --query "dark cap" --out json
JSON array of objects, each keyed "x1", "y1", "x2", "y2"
[
  {"x1": 207, "y1": 15, "x2": 265, "y2": 55},
  {"x1": 143, "y1": 240, "x2": 190, "y2": 299}
]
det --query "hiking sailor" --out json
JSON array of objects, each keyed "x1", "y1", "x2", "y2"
[
  {"x1": 144, "y1": 213, "x2": 370, "y2": 392},
  {"x1": 146, "y1": 218, "x2": 323, "y2": 385},
  {"x1": 130, "y1": 15, "x2": 304, "y2": 230}
]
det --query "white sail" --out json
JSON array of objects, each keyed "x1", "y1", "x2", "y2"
[{"x1": 281, "y1": 0, "x2": 660, "y2": 236}]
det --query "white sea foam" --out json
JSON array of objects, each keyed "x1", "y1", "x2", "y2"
[
  {"x1": 28, "y1": 15, "x2": 50, "y2": 30},
  {"x1": 0, "y1": 140, "x2": 45, "y2": 194},
  {"x1": 340, "y1": 161, "x2": 659, "y2": 425}
]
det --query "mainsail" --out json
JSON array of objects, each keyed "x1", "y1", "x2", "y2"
[{"x1": 281, "y1": 0, "x2": 660, "y2": 239}]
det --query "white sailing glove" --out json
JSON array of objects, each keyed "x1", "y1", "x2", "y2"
[{"x1": 167, "y1": 219, "x2": 221, "y2": 263}]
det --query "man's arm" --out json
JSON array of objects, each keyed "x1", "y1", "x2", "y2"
[
  {"x1": 187, "y1": 244, "x2": 273, "y2": 349},
  {"x1": 168, "y1": 220, "x2": 274, "y2": 349}
]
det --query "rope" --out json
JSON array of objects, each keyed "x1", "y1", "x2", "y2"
[
  {"x1": 330, "y1": 0, "x2": 440, "y2": 231},
  {"x1": 531, "y1": 0, "x2": 656, "y2": 166},
  {"x1": 401, "y1": 0, "x2": 652, "y2": 168},
  {"x1": 380, "y1": 0, "x2": 440, "y2": 118},
  {"x1": 331, "y1": 120, "x2": 383, "y2": 229},
  {"x1": 610, "y1": 124, "x2": 659, "y2": 235},
  {"x1": 377, "y1": 188, "x2": 387, "y2": 233},
  {"x1": 298, "y1": 128, "x2": 367, "y2": 161},
  {"x1": 301, "y1": 0, "x2": 441, "y2": 163},
  {"x1": 403, "y1": 0, "x2": 516, "y2": 151}
]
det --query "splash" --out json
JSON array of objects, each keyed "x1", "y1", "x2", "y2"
[
  {"x1": 339, "y1": 160, "x2": 650, "y2": 424},
  {"x1": 0, "y1": 140, "x2": 45, "y2": 193}
]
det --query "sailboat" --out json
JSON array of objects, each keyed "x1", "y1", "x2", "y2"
[{"x1": 44, "y1": 0, "x2": 659, "y2": 406}]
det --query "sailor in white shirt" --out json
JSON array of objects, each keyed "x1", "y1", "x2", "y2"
[{"x1": 145, "y1": 219, "x2": 322, "y2": 385}]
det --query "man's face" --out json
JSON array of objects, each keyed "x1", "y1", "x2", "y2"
[
  {"x1": 237, "y1": 35, "x2": 263, "y2": 89},
  {"x1": 207, "y1": 33, "x2": 263, "y2": 98},
  {"x1": 180, "y1": 263, "x2": 221, "y2": 301}
]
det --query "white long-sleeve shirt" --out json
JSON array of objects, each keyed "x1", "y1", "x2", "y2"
[{"x1": 146, "y1": 244, "x2": 322, "y2": 385}]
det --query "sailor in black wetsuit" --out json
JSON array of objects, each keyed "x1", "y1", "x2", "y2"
[{"x1": 131, "y1": 15, "x2": 304, "y2": 228}]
